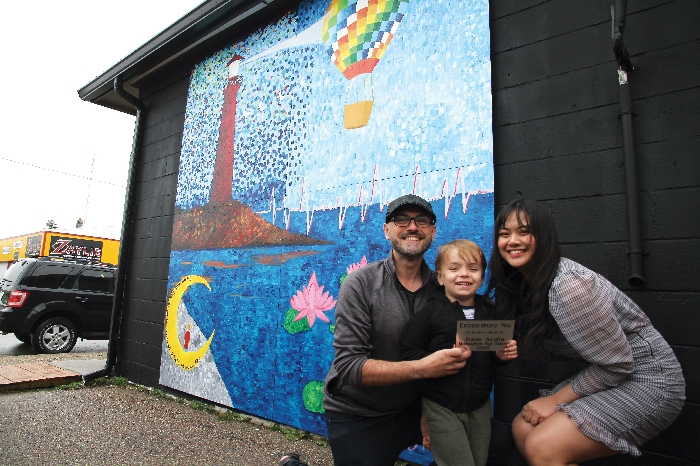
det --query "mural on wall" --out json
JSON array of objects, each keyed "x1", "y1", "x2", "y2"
[{"x1": 161, "y1": 0, "x2": 492, "y2": 461}]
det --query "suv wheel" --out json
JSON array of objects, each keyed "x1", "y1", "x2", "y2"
[
  {"x1": 14, "y1": 333, "x2": 31, "y2": 345},
  {"x1": 32, "y1": 318, "x2": 77, "y2": 353}
]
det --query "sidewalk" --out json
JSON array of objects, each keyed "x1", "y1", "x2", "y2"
[
  {"x1": 0, "y1": 355, "x2": 334, "y2": 465},
  {"x1": 0, "y1": 358, "x2": 105, "y2": 391}
]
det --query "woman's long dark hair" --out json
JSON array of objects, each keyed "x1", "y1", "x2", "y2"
[{"x1": 485, "y1": 199, "x2": 561, "y2": 353}]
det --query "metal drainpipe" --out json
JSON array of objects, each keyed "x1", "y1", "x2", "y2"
[
  {"x1": 611, "y1": 0, "x2": 645, "y2": 287},
  {"x1": 84, "y1": 76, "x2": 145, "y2": 382}
]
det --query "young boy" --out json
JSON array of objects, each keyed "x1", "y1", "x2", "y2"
[{"x1": 400, "y1": 240, "x2": 517, "y2": 466}]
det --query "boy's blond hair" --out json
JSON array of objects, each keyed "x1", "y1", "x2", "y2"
[{"x1": 435, "y1": 239, "x2": 487, "y2": 274}]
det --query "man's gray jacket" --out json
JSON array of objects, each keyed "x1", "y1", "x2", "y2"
[{"x1": 323, "y1": 252, "x2": 438, "y2": 417}]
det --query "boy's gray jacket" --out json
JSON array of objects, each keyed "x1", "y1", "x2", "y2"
[{"x1": 323, "y1": 252, "x2": 438, "y2": 416}]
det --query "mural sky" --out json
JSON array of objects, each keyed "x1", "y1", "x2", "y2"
[{"x1": 176, "y1": 0, "x2": 492, "y2": 215}]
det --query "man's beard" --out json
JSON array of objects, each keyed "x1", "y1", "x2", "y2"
[{"x1": 389, "y1": 232, "x2": 432, "y2": 258}]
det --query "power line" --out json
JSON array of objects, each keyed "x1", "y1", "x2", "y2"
[
  {"x1": 0, "y1": 157, "x2": 125, "y2": 187},
  {"x1": 85, "y1": 149, "x2": 97, "y2": 224}
]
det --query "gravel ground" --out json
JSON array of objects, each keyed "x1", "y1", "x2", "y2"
[{"x1": 0, "y1": 353, "x2": 334, "y2": 465}]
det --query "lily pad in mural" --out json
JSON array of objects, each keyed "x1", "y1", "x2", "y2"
[
  {"x1": 303, "y1": 381, "x2": 325, "y2": 413},
  {"x1": 283, "y1": 308, "x2": 311, "y2": 334}
]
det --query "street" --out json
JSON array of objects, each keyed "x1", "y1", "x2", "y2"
[{"x1": 0, "y1": 331, "x2": 108, "y2": 356}]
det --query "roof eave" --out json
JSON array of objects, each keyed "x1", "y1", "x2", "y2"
[{"x1": 77, "y1": 0, "x2": 273, "y2": 114}]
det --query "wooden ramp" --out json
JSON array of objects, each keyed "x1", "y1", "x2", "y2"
[{"x1": 0, "y1": 362, "x2": 81, "y2": 391}]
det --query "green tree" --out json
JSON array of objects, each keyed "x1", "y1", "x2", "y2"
[{"x1": 45, "y1": 219, "x2": 57, "y2": 229}]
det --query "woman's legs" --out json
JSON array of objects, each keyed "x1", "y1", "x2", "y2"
[
  {"x1": 511, "y1": 413, "x2": 534, "y2": 455},
  {"x1": 512, "y1": 411, "x2": 618, "y2": 466}
]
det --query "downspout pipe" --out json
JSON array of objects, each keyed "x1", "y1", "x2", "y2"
[
  {"x1": 610, "y1": 0, "x2": 645, "y2": 287},
  {"x1": 84, "y1": 76, "x2": 146, "y2": 382}
]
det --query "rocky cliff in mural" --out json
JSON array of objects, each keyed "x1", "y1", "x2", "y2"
[{"x1": 171, "y1": 201, "x2": 329, "y2": 250}]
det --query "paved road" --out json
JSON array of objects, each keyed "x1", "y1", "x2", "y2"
[{"x1": 0, "y1": 331, "x2": 108, "y2": 356}]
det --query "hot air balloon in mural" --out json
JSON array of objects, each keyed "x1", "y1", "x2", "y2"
[{"x1": 322, "y1": 0, "x2": 410, "y2": 129}]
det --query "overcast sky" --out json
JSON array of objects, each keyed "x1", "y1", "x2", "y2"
[{"x1": 0, "y1": 0, "x2": 204, "y2": 239}]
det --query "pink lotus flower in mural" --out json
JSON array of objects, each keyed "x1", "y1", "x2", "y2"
[
  {"x1": 346, "y1": 256, "x2": 368, "y2": 274},
  {"x1": 290, "y1": 272, "x2": 337, "y2": 327}
]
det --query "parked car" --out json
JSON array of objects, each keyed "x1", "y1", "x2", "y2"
[{"x1": 0, "y1": 257, "x2": 116, "y2": 353}]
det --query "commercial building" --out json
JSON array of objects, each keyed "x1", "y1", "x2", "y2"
[
  {"x1": 79, "y1": 1, "x2": 699, "y2": 463},
  {"x1": 0, "y1": 229, "x2": 120, "y2": 271}
]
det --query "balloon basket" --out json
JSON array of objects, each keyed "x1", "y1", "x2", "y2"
[{"x1": 344, "y1": 100, "x2": 374, "y2": 129}]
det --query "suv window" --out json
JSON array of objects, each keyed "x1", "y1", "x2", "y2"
[
  {"x1": 21, "y1": 264, "x2": 74, "y2": 289},
  {"x1": 2, "y1": 260, "x2": 30, "y2": 284},
  {"x1": 74, "y1": 269, "x2": 115, "y2": 293}
]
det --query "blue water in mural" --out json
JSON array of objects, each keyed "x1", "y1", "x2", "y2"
[{"x1": 168, "y1": 194, "x2": 493, "y2": 436}]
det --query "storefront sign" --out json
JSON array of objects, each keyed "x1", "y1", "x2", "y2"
[
  {"x1": 25, "y1": 235, "x2": 43, "y2": 257},
  {"x1": 48, "y1": 236, "x2": 103, "y2": 261}
]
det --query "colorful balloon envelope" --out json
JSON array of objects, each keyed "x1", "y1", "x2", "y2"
[{"x1": 322, "y1": 0, "x2": 410, "y2": 80}]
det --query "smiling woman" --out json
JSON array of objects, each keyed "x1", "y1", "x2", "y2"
[
  {"x1": 497, "y1": 211, "x2": 537, "y2": 278},
  {"x1": 486, "y1": 198, "x2": 685, "y2": 465}
]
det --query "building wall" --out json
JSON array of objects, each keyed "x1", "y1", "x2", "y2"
[
  {"x1": 490, "y1": 0, "x2": 699, "y2": 464},
  {"x1": 117, "y1": 73, "x2": 190, "y2": 386},
  {"x1": 0, "y1": 231, "x2": 120, "y2": 271},
  {"x1": 112, "y1": 0, "x2": 699, "y2": 464}
]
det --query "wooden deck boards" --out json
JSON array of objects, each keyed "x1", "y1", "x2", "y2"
[{"x1": 0, "y1": 362, "x2": 81, "y2": 390}]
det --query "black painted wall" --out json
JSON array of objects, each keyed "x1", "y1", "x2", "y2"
[
  {"x1": 111, "y1": 0, "x2": 699, "y2": 463},
  {"x1": 116, "y1": 71, "x2": 190, "y2": 387},
  {"x1": 490, "y1": 0, "x2": 699, "y2": 464}
]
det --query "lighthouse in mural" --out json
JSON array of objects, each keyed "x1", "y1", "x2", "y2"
[
  {"x1": 209, "y1": 55, "x2": 243, "y2": 205},
  {"x1": 170, "y1": 52, "x2": 328, "y2": 251}
]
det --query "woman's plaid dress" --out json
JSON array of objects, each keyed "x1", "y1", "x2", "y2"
[{"x1": 540, "y1": 258, "x2": 685, "y2": 456}]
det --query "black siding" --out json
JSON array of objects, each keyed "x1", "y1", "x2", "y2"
[{"x1": 491, "y1": 0, "x2": 699, "y2": 464}]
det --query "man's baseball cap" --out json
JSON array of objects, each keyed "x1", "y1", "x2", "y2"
[{"x1": 384, "y1": 194, "x2": 437, "y2": 223}]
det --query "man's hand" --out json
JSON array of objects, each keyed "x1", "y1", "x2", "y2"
[
  {"x1": 362, "y1": 347, "x2": 469, "y2": 385},
  {"x1": 418, "y1": 346, "x2": 470, "y2": 378},
  {"x1": 496, "y1": 339, "x2": 518, "y2": 361}
]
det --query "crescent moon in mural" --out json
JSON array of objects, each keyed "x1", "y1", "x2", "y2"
[{"x1": 165, "y1": 275, "x2": 216, "y2": 370}]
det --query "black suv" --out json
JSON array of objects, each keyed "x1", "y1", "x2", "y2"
[{"x1": 0, "y1": 257, "x2": 116, "y2": 353}]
